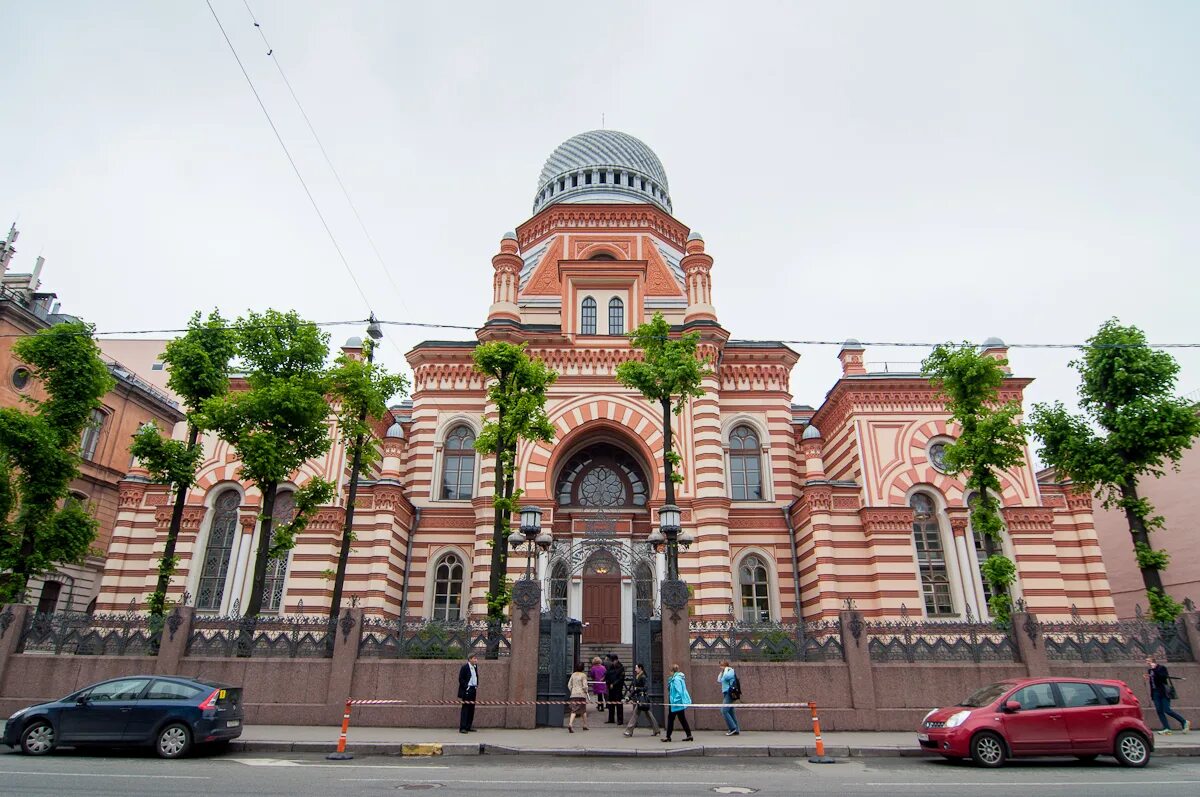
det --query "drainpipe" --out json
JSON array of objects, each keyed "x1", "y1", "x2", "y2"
[
  {"x1": 782, "y1": 500, "x2": 803, "y2": 623},
  {"x1": 398, "y1": 506, "x2": 422, "y2": 623}
]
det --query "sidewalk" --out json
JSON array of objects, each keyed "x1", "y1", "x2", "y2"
[{"x1": 234, "y1": 724, "x2": 1200, "y2": 758}]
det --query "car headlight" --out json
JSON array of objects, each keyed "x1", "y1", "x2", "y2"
[
  {"x1": 945, "y1": 710, "x2": 971, "y2": 728},
  {"x1": 923, "y1": 709, "x2": 937, "y2": 722}
]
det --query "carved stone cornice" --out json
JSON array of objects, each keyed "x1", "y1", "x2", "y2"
[
  {"x1": 802, "y1": 485, "x2": 833, "y2": 514},
  {"x1": 1066, "y1": 490, "x2": 1092, "y2": 512},
  {"x1": 516, "y1": 204, "x2": 690, "y2": 250},
  {"x1": 373, "y1": 485, "x2": 405, "y2": 513},
  {"x1": 1001, "y1": 506, "x2": 1055, "y2": 533},
  {"x1": 118, "y1": 482, "x2": 148, "y2": 509},
  {"x1": 306, "y1": 506, "x2": 346, "y2": 534},
  {"x1": 180, "y1": 506, "x2": 207, "y2": 533},
  {"x1": 859, "y1": 506, "x2": 915, "y2": 536},
  {"x1": 719, "y1": 362, "x2": 791, "y2": 393},
  {"x1": 946, "y1": 508, "x2": 969, "y2": 538},
  {"x1": 412, "y1": 362, "x2": 489, "y2": 393}
]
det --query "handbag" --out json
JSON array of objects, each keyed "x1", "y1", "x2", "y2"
[{"x1": 1166, "y1": 677, "x2": 1179, "y2": 701}]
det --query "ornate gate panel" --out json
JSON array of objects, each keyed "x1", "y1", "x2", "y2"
[{"x1": 535, "y1": 608, "x2": 581, "y2": 727}]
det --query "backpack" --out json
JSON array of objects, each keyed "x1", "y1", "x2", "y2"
[{"x1": 728, "y1": 673, "x2": 742, "y2": 701}]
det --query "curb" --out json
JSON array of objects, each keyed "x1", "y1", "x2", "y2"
[{"x1": 228, "y1": 739, "x2": 1200, "y2": 759}]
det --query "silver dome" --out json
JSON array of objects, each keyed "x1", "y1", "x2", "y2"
[
  {"x1": 533, "y1": 130, "x2": 672, "y2": 215},
  {"x1": 802, "y1": 424, "x2": 822, "y2": 440}
]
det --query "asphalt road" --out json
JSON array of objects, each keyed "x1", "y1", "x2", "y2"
[{"x1": 2, "y1": 749, "x2": 1200, "y2": 796}]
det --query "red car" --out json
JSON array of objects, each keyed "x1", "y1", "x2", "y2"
[{"x1": 918, "y1": 677, "x2": 1153, "y2": 768}]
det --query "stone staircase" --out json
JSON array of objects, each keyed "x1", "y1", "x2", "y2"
[{"x1": 578, "y1": 642, "x2": 633, "y2": 667}]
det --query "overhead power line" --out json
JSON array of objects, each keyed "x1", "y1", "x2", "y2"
[
  {"x1": 203, "y1": 0, "x2": 374, "y2": 312},
  {"x1": 240, "y1": 1, "x2": 413, "y2": 317},
  {"x1": 1, "y1": 314, "x2": 1197, "y2": 349}
]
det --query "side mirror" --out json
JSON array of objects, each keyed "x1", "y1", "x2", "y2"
[{"x1": 1003, "y1": 700, "x2": 1021, "y2": 713}]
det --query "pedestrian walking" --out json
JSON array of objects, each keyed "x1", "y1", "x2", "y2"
[
  {"x1": 661, "y1": 663, "x2": 694, "y2": 743},
  {"x1": 1145, "y1": 655, "x2": 1191, "y2": 735},
  {"x1": 719, "y1": 659, "x2": 740, "y2": 736},
  {"x1": 605, "y1": 654, "x2": 626, "y2": 725},
  {"x1": 589, "y1": 656, "x2": 608, "y2": 713},
  {"x1": 623, "y1": 662, "x2": 660, "y2": 737},
  {"x1": 457, "y1": 653, "x2": 479, "y2": 734},
  {"x1": 566, "y1": 661, "x2": 591, "y2": 733}
]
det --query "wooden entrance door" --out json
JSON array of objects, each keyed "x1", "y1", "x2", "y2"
[{"x1": 583, "y1": 575, "x2": 622, "y2": 643}]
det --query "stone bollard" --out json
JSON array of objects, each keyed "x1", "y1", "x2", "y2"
[
  {"x1": 0, "y1": 604, "x2": 31, "y2": 685},
  {"x1": 155, "y1": 604, "x2": 194, "y2": 675},
  {"x1": 506, "y1": 580, "x2": 542, "y2": 728},
  {"x1": 839, "y1": 608, "x2": 877, "y2": 728},
  {"x1": 326, "y1": 607, "x2": 365, "y2": 722},
  {"x1": 1011, "y1": 611, "x2": 1050, "y2": 677}
]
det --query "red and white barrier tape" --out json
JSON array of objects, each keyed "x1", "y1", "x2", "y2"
[{"x1": 348, "y1": 698, "x2": 816, "y2": 710}]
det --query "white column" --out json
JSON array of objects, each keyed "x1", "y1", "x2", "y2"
[
  {"x1": 227, "y1": 529, "x2": 256, "y2": 614},
  {"x1": 954, "y1": 534, "x2": 981, "y2": 619}
]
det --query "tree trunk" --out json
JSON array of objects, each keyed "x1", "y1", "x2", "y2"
[
  {"x1": 486, "y1": 380, "x2": 509, "y2": 659},
  {"x1": 329, "y1": 426, "x2": 366, "y2": 626},
  {"x1": 151, "y1": 425, "x2": 199, "y2": 619},
  {"x1": 1120, "y1": 478, "x2": 1165, "y2": 593},
  {"x1": 661, "y1": 397, "x2": 677, "y2": 580},
  {"x1": 242, "y1": 481, "x2": 278, "y2": 619},
  {"x1": 976, "y1": 482, "x2": 1009, "y2": 609}
]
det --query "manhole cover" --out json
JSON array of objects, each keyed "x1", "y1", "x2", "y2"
[
  {"x1": 712, "y1": 789, "x2": 758, "y2": 795},
  {"x1": 396, "y1": 785, "x2": 443, "y2": 791}
]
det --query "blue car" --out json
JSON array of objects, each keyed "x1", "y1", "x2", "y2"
[{"x1": 2, "y1": 675, "x2": 243, "y2": 758}]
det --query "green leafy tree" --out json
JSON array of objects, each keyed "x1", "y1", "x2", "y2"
[
  {"x1": 0, "y1": 322, "x2": 114, "y2": 603},
  {"x1": 616, "y1": 313, "x2": 711, "y2": 579},
  {"x1": 471, "y1": 342, "x2": 557, "y2": 657},
  {"x1": 198, "y1": 310, "x2": 336, "y2": 619},
  {"x1": 129, "y1": 310, "x2": 235, "y2": 618},
  {"x1": 1029, "y1": 319, "x2": 1200, "y2": 621},
  {"x1": 922, "y1": 343, "x2": 1026, "y2": 626},
  {"x1": 325, "y1": 338, "x2": 409, "y2": 622}
]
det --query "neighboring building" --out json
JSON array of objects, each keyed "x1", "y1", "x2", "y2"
[
  {"x1": 97, "y1": 339, "x2": 178, "y2": 403},
  {"x1": 1091, "y1": 407, "x2": 1200, "y2": 618},
  {"x1": 96, "y1": 131, "x2": 1116, "y2": 635},
  {"x1": 1, "y1": 224, "x2": 184, "y2": 612}
]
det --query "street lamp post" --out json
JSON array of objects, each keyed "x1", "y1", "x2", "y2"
[
  {"x1": 649, "y1": 504, "x2": 691, "y2": 581},
  {"x1": 329, "y1": 314, "x2": 384, "y2": 625},
  {"x1": 509, "y1": 505, "x2": 551, "y2": 580}
]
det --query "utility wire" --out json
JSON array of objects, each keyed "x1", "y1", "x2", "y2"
[
  {"x1": 204, "y1": 0, "x2": 374, "y2": 312},
  {"x1": 2, "y1": 315, "x2": 1198, "y2": 348},
  {"x1": 240, "y1": 0, "x2": 413, "y2": 317}
]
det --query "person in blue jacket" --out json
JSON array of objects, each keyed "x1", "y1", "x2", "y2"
[
  {"x1": 718, "y1": 659, "x2": 740, "y2": 735},
  {"x1": 662, "y1": 663, "x2": 694, "y2": 742}
]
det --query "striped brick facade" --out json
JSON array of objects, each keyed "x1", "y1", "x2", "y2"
[{"x1": 95, "y1": 143, "x2": 1116, "y2": 631}]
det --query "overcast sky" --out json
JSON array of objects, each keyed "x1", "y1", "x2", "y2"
[{"x1": 3, "y1": 1, "x2": 1198, "y2": 434}]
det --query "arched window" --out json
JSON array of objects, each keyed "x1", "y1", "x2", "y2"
[
  {"x1": 549, "y1": 560, "x2": 569, "y2": 612},
  {"x1": 729, "y1": 425, "x2": 763, "y2": 501},
  {"x1": 580, "y1": 296, "x2": 597, "y2": 335},
  {"x1": 441, "y1": 425, "x2": 477, "y2": 500},
  {"x1": 911, "y1": 493, "x2": 953, "y2": 617},
  {"x1": 432, "y1": 552, "x2": 465, "y2": 621},
  {"x1": 634, "y1": 562, "x2": 655, "y2": 615},
  {"x1": 80, "y1": 408, "x2": 107, "y2": 462},
  {"x1": 608, "y1": 297, "x2": 624, "y2": 335},
  {"x1": 261, "y1": 490, "x2": 295, "y2": 613},
  {"x1": 197, "y1": 490, "x2": 241, "y2": 611},
  {"x1": 738, "y1": 554, "x2": 771, "y2": 622},
  {"x1": 36, "y1": 580, "x2": 62, "y2": 614},
  {"x1": 555, "y1": 444, "x2": 648, "y2": 507},
  {"x1": 967, "y1": 493, "x2": 1001, "y2": 606}
]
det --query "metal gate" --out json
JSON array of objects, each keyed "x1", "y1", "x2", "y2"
[
  {"x1": 535, "y1": 608, "x2": 581, "y2": 727},
  {"x1": 632, "y1": 606, "x2": 664, "y2": 726}
]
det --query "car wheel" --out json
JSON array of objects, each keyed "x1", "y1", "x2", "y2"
[
  {"x1": 155, "y1": 723, "x2": 192, "y2": 759},
  {"x1": 970, "y1": 731, "x2": 1007, "y2": 768},
  {"x1": 19, "y1": 720, "x2": 55, "y2": 756},
  {"x1": 1075, "y1": 754, "x2": 1099, "y2": 763},
  {"x1": 1114, "y1": 731, "x2": 1150, "y2": 768}
]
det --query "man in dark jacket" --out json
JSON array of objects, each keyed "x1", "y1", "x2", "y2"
[
  {"x1": 458, "y1": 654, "x2": 479, "y2": 733},
  {"x1": 605, "y1": 654, "x2": 625, "y2": 725}
]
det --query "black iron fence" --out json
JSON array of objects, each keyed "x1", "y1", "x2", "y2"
[
  {"x1": 185, "y1": 601, "x2": 337, "y2": 658},
  {"x1": 862, "y1": 604, "x2": 1017, "y2": 663},
  {"x1": 17, "y1": 602, "x2": 161, "y2": 657},
  {"x1": 358, "y1": 618, "x2": 511, "y2": 659},
  {"x1": 1038, "y1": 605, "x2": 1194, "y2": 663},
  {"x1": 689, "y1": 618, "x2": 844, "y2": 662}
]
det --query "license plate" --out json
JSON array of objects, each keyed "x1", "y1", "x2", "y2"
[
  {"x1": 917, "y1": 733, "x2": 929, "y2": 742},
  {"x1": 227, "y1": 720, "x2": 240, "y2": 727}
]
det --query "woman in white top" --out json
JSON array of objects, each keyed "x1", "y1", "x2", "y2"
[{"x1": 567, "y1": 661, "x2": 591, "y2": 733}]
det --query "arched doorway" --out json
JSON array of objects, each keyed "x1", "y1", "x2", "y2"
[{"x1": 582, "y1": 549, "x2": 621, "y2": 643}]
